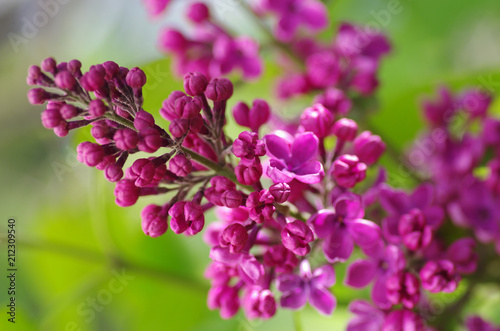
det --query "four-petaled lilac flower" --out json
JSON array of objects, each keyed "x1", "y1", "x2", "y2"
[
  {"x1": 345, "y1": 242, "x2": 406, "y2": 309},
  {"x1": 380, "y1": 183, "x2": 444, "y2": 245},
  {"x1": 265, "y1": 130, "x2": 324, "y2": 184},
  {"x1": 277, "y1": 260, "x2": 336, "y2": 316},
  {"x1": 309, "y1": 193, "x2": 381, "y2": 263}
]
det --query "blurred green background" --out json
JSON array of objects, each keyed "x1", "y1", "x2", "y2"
[{"x1": 1, "y1": 0, "x2": 500, "y2": 330}]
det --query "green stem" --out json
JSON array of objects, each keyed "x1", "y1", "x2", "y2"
[
  {"x1": 105, "y1": 113, "x2": 136, "y2": 130},
  {"x1": 293, "y1": 311, "x2": 303, "y2": 331}
]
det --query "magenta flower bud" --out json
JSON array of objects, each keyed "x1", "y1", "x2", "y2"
[
  {"x1": 138, "y1": 127, "x2": 162, "y2": 153},
  {"x1": 67, "y1": 59, "x2": 82, "y2": 76},
  {"x1": 220, "y1": 223, "x2": 248, "y2": 254},
  {"x1": 314, "y1": 87, "x2": 352, "y2": 115},
  {"x1": 205, "y1": 78, "x2": 233, "y2": 102},
  {"x1": 212, "y1": 176, "x2": 236, "y2": 191},
  {"x1": 187, "y1": 2, "x2": 210, "y2": 23},
  {"x1": 27, "y1": 65, "x2": 42, "y2": 85},
  {"x1": 96, "y1": 155, "x2": 116, "y2": 171},
  {"x1": 232, "y1": 100, "x2": 271, "y2": 132},
  {"x1": 141, "y1": 204, "x2": 168, "y2": 238},
  {"x1": 76, "y1": 142, "x2": 104, "y2": 167},
  {"x1": 420, "y1": 260, "x2": 460, "y2": 293},
  {"x1": 300, "y1": 104, "x2": 334, "y2": 138},
  {"x1": 134, "y1": 110, "x2": 155, "y2": 131},
  {"x1": 168, "y1": 201, "x2": 205, "y2": 236},
  {"x1": 169, "y1": 154, "x2": 192, "y2": 177},
  {"x1": 306, "y1": 52, "x2": 341, "y2": 88},
  {"x1": 114, "y1": 128, "x2": 138, "y2": 151},
  {"x1": 54, "y1": 123, "x2": 69, "y2": 137},
  {"x1": 386, "y1": 271, "x2": 420, "y2": 309},
  {"x1": 160, "y1": 91, "x2": 186, "y2": 120},
  {"x1": 183, "y1": 72, "x2": 209, "y2": 96},
  {"x1": 207, "y1": 285, "x2": 240, "y2": 319},
  {"x1": 81, "y1": 69, "x2": 106, "y2": 92},
  {"x1": 54, "y1": 71, "x2": 76, "y2": 90},
  {"x1": 88, "y1": 99, "x2": 107, "y2": 118},
  {"x1": 332, "y1": 118, "x2": 358, "y2": 141},
  {"x1": 129, "y1": 159, "x2": 156, "y2": 187},
  {"x1": 281, "y1": 220, "x2": 314, "y2": 256},
  {"x1": 102, "y1": 61, "x2": 119, "y2": 79},
  {"x1": 232, "y1": 131, "x2": 266, "y2": 159},
  {"x1": 263, "y1": 245, "x2": 299, "y2": 274},
  {"x1": 235, "y1": 158, "x2": 263, "y2": 185},
  {"x1": 353, "y1": 131, "x2": 386, "y2": 165},
  {"x1": 447, "y1": 238, "x2": 477, "y2": 274},
  {"x1": 269, "y1": 183, "x2": 291, "y2": 203},
  {"x1": 175, "y1": 95, "x2": 202, "y2": 119},
  {"x1": 104, "y1": 163, "x2": 124, "y2": 182},
  {"x1": 158, "y1": 29, "x2": 187, "y2": 53},
  {"x1": 114, "y1": 179, "x2": 140, "y2": 207},
  {"x1": 398, "y1": 209, "x2": 432, "y2": 251},
  {"x1": 126, "y1": 67, "x2": 147, "y2": 88},
  {"x1": 243, "y1": 288, "x2": 276, "y2": 320},
  {"x1": 60, "y1": 104, "x2": 78, "y2": 120},
  {"x1": 169, "y1": 118, "x2": 189, "y2": 138},
  {"x1": 220, "y1": 190, "x2": 243, "y2": 208},
  {"x1": 332, "y1": 155, "x2": 367, "y2": 188},
  {"x1": 28, "y1": 88, "x2": 49, "y2": 105},
  {"x1": 41, "y1": 57, "x2": 57, "y2": 73},
  {"x1": 41, "y1": 108, "x2": 63, "y2": 129}
]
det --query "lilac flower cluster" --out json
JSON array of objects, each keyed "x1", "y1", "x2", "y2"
[{"x1": 26, "y1": 0, "x2": 500, "y2": 330}]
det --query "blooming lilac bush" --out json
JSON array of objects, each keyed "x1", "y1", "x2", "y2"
[{"x1": 26, "y1": 1, "x2": 500, "y2": 330}]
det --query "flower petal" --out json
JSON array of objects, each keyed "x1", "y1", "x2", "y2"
[
  {"x1": 371, "y1": 275, "x2": 391, "y2": 309},
  {"x1": 309, "y1": 286, "x2": 336, "y2": 316},
  {"x1": 209, "y1": 246, "x2": 241, "y2": 266},
  {"x1": 345, "y1": 259, "x2": 377, "y2": 288},
  {"x1": 266, "y1": 159, "x2": 295, "y2": 183},
  {"x1": 323, "y1": 227, "x2": 354, "y2": 263},
  {"x1": 276, "y1": 273, "x2": 302, "y2": 292},
  {"x1": 347, "y1": 219, "x2": 381, "y2": 248},
  {"x1": 280, "y1": 287, "x2": 308, "y2": 310},
  {"x1": 293, "y1": 161, "x2": 324, "y2": 184},
  {"x1": 312, "y1": 265, "x2": 336, "y2": 287},
  {"x1": 290, "y1": 132, "x2": 319, "y2": 169},
  {"x1": 265, "y1": 131, "x2": 293, "y2": 162}
]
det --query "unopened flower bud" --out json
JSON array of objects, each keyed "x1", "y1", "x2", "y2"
[
  {"x1": 269, "y1": 183, "x2": 291, "y2": 203},
  {"x1": 332, "y1": 118, "x2": 358, "y2": 141},
  {"x1": 332, "y1": 155, "x2": 367, "y2": 188},
  {"x1": 184, "y1": 72, "x2": 209, "y2": 96},
  {"x1": 141, "y1": 204, "x2": 168, "y2": 238},
  {"x1": 220, "y1": 223, "x2": 248, "y2": 254},
  {"x1": 205, "y1": 78, "x2": 233, "y2": 102},
  {"x1": 126, "y1": 67, "x2": 147, "y2": 88},
  {"x1": 169, "y1": 154, "x2": 192, "y2": 177}
]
